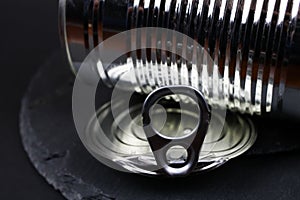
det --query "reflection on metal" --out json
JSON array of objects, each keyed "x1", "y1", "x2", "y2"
[
  {"x1": 61, "y1": 0, "x2": 300, "y2": 114},
  {"x1": 142, "y1": 86, "x2": 211, "y2": 176},
  {"x1": 84, "y1": 98, "x2": 256, "y2": 175},
  {"x1": 62, "y1": 0, "x2": 300, "y2": 175}
]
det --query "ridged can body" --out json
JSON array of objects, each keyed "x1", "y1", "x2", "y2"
[{"x1": 60, "y1": 0, "x2": 300, "y2": 115}]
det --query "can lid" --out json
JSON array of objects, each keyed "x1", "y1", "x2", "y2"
[{"x1": 84, "y1": 92, "x2": 257, "y2": 176}]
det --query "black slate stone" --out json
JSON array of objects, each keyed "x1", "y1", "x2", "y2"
[{"x1": 20, "y1": 53, "x2": 300, "y2": 200}]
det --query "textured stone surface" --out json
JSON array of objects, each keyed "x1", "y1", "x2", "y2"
[{"x1": 20, "y1": 54, "x2": 300, "y2": 200}]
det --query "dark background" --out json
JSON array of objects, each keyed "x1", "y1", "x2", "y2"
[{"x1": 0, "y1": 0, "x2": 64, "y2": 199}]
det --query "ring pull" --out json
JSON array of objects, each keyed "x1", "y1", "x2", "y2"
[{"x1": 142, "y1": 86, "x2": 211, "y2": 177}]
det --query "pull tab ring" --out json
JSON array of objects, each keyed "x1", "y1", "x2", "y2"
[{"x1": 142, "y1": 86, "x2": 211, "y2": 177}]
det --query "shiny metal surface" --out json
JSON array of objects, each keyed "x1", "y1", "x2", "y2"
[
  {"x1": 142, "y1": 86, "x2": 211, "y2": 176},
  {"x1": 60, "y1": 0, "x2": 300, "y2": 115},
  {"x1": 85, "y1": 100, "x2": 256, "y2": 175},
  {"x1": 60, "y1": 0, "x2": 298, "y2": 175}
]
